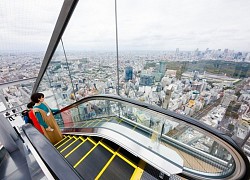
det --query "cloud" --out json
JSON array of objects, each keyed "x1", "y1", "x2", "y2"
[
  {"x1": 0, "y1": 0, "x2": 63, "y2": 52},
  {"x1": 1, "y1": 0, "x2": 250, "y2": 52}
]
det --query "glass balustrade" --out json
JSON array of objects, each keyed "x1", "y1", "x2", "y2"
[{"x1": 52, "y1": 96, "x2": 245, "y2": 179}]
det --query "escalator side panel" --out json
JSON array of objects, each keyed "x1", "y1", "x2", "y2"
[{"x1": 75, "y1": 145, "x2": 113, "y2": 179}]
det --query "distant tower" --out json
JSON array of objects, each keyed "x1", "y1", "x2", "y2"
[
  {"x1": 175, "y1": 48, "x2": 179, "y2": 55},
  {"x1": 156, "y1": 83, "x2": 162, "y2": 92},
  {"x1": 193, "y1": 71, "x2": 199, "y2": 81},
  {"x1": 139, "y1": 75, "x2": 154, "y2": 86},
  {"x1": 175, "y1": 48, "x2": 179, "y2": 57},
  {"x1": 162, "y1": 87, "x2": 172, "y2": 109},
  {"x1": 75, "y1": 83, "x2": 79, "y2": 91},
  {"x1": 159, "y1": 61, "x2": 167, "y2": 74},
  {"x1": 125, "y1": 66, "x2": 133, "y2": 82}
]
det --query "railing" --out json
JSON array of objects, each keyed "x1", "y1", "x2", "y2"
[
  {"x1": 22, "y1": 124, "x2": 82, "y2": 180},
  {"x1": 53, "y1": 94, "x2": 250, "y2": 180}
]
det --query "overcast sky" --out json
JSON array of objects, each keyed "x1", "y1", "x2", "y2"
[{"x1": 1, "y1": 0, "x2": 250, "y2": 53}]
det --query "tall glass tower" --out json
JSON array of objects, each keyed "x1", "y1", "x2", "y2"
[{"x1": 125, "y1": 66, "x2": 133, "y2": 82}]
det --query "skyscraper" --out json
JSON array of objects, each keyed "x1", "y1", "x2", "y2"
[
  {"x1": 139, "y1": 75, "x2": 154, "y2": 86},
  {"x1": 125, "y1": 66, "x2": 133, "y2": 82},
  {"x1": 159, "y1": 61, "x2": 167, "y2": 74}
]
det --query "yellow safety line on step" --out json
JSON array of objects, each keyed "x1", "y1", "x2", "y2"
[
  {"x1": 56, "y1": 137, "x2": 72, "y2": 149},
  {"x1": 87, "y1": 137, "x2": 97, "y2": 145},
  {"x1": 81, "y1": 120, "x2": 92, "y2": 127},
  {"x1": 91, "y1": 119, "x2": 103, "y2": 127},
  {"x1": 130, "y1": 160, "x2": 146, "y2": 180},
  {"x1": 132, "y1": 125, "x2": 138, "y2": 130},
  {"x1": 60, "y1": 138, "x2": 79, "y2": 153},
  {"x1": 86, "y1": 119, "x2": 100, "y2": 127},
  {"x1": 65, "y1": 138, "x2": 88, "y2": 158},
  {"x1": 54, "y1": 136, "x2": 68, "y2": 147},
  {"x1": 118, "y1": 119, "x2": 123, "y2": 124},
  {"x1": 94, "y1": 153, "x2": 117, "y2": 180},
  {"x1": 99, "y1": 142, "x2": 115, "y2": 154},
  {"x1": 79, "y1": 136, "x2": 85, "y2": 141},
  {"x1": 74, "y1": 142, "x2": 100, "y2": 168},
  {"x1": 116, "y1": 153, "x2": 137, "y2": 169}
]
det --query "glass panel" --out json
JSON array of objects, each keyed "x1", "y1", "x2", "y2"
[
  {"x1": 37, "y1": 40, "x2": 76, "y2": 108},
  {"x1": 58, "y1": 98, "x2": 236, "y2": 177},
  {"x1": 61, "y1": 0, "x2": 117, "y2": 98},
  {"x1": 0, "y1": 80, "x2": 35, "y2": 109},
  {"x1": 115, "y1": 1, "x2": 250, "y2": 159}
]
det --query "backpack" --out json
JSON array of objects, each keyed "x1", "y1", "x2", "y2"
[{"x1": 22, "y1": 110, "x2": 33, "y2": 125}]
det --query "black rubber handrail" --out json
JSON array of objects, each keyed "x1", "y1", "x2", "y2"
[{"x1": 22, "y1": 124, "x2": 83, "y2": 180}]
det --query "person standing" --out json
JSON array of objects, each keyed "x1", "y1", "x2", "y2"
[{"x1": 31, "y1": 92, "x2": 63, "y2": 145}]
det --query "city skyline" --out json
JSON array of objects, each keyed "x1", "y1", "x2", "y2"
[{"x1": 0, "y1": 47, "x2": 249, "y2": 54}]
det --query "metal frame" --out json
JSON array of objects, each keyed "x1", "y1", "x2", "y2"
[{"x1": 32, "y1": 0, "x2": 79, "y2": 94}]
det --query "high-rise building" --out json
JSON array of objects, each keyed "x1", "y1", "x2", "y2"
[
  {"x1": 156, "y1": 83, "x2": 162, "y2": 92},
  {"x1": 159, "y1": 61, "x2": 167, "y2": 74},
  {"x1": 221, "y1": 93, "x2": 237, "y2": 108},
  {"x1": 125, "y1": 66, "x2": 133, "y2": 82},
  {"x1": 162, "y1": 86, "x2": 172, "y2": 109},
  {"x1": 175, "y1": 48, "x2": 179, "y2": 58},
  {"x1": 193, "y1": 71, "x2": 199, "y2": 81},
  {"x1": 139, "y1": 74, "x2": 154, "y2": 86}
]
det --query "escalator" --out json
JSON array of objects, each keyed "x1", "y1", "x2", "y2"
[
  {"x1": 53, "y1": 95, "x2": 250, "y2": 180},
  {"x1": 20, "y1": 95, "x2": 250, "y2": 180},
  {"x1": 54, "y1": 135, "x2": 171, "y2": 180}
]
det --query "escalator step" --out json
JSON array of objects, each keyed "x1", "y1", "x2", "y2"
[
  {"x1": 54, "y1": 136, "x2": 70, "y2": 148},
  {"x1": 141, "y1": 164, "x2": 169, "y2": 180},
  {"x1": 100, "y1": 156, "x2": 135, "y2": 180},
  {"x1": 119, "y1": 121, "x2": 135, "y2": 129},
  {"x1": 57, "y1": 138, "x2": 76, "y2": 151},
  {"x1": 61, "y1": 139, "x2": 83, "y2": 156},
  {"x1": 75, "y1": 145, "x2": 113, "y2": 179},
  {"x1": 118, "y1": 147, "x2": 140, "y2": 165},
  {"x1": 89, "y1": 136, "x2": 102, "y2": 144},
  {"x1": 101, "y1": 139, "x2": 120, "y2": 152},
  {"x1": 66, "y1": 140, "x2": 94, "y2": 166}
]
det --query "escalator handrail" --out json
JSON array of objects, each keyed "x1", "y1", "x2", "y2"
[
  {"x1": 57, "y1": 94, "x2": 239, "y2": 149},
  {"x1": 22, "y1": 124, "x2": 83, "y2": 180},
  {"x1": 55, "y1": 94, "x2": 250, "y2": 180}
]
